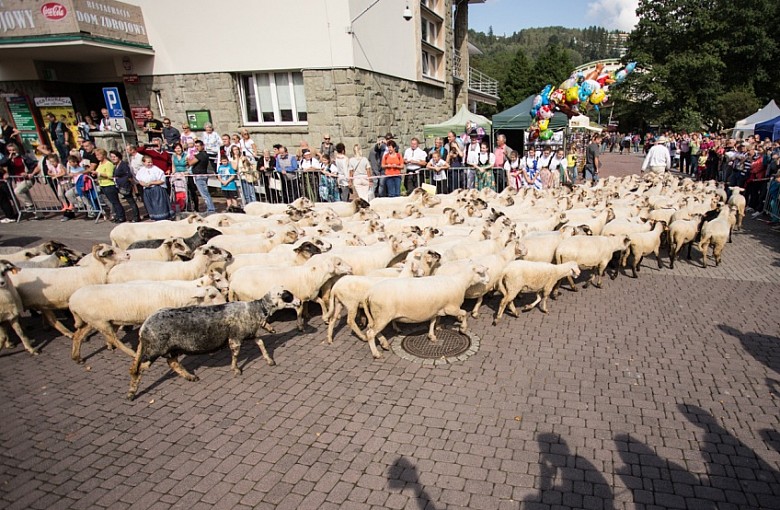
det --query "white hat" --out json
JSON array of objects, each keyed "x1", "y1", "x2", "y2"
[{"x1": 655, "y1": 136, "x2": 668, "y2": 144}]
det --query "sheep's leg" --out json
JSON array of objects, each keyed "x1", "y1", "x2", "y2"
[
  {"x1": 71, "y1": 324, "x2": 95, "y2": 363},
  {"x1": 471, "y1": 296, "x2": 484, "y2": 318},
  {"x1": 593, "y1": 267, "x2": 605, "y2": 288},
  {"x1": 636, "y1": 255, "x2": 644, "y2": 272},
  {"x1": 346, "y1": 306, "x2": 369, "y2": 342},
  {"x1": 443, "y1": 305, "x2": 469, "y2": 333},
  {"x1": 253, "y1": 335, "x2": 275, "y2": 366},
  {"x1": 538, "y1": 288, "x2": 553, "y2": 313},
  {"x1": 686, "y1": 240, "x2": 693, "y2": 260},
  {"x1": 326, "y1": 301, "x2": 342, "y2": 344},
  {"x1": 391, "y1": 321, "x2": 402, "y2": 333},
  {"x1": 295, "y1": 304, "x2": 305, "y2": 331},
  {"x1": 258, "y1": 320, "x2": 276, "y2": 335},
  {"x1": 669, "y1": 243, "x2": 677, "y2": 269},
  {"x1": 619, "y1": 250, "x2": 630, "y2": 268},
  {"x1": 551, "y1": 282, "x2": 561, "y2": 298},
  {"x1": 166, "y1": 356, "x2": 198, "y2": 381},
  {"x1": 126, "y1": 345, "x2": 145, "y2": 401},
  {"x1": 713, "y1": 243, "x2": 724, "y2": 266},
  {"x1": 9, "y1": 319, "x2": 38, "y2": 355},
  {"x1": 41, "y1": 309, "x2": 74, "y2": 339},
  {"x1": 427, "y1": 318, "x2": 438, "y2": 342},
  {"x1": 314, "y1": 296, "x2": 329, "y2": 322},
  {"x1": 0, "y1": 326, "x2": 10, "y2": 350},
  {"x1": 698, "y1": 240, "x2": 709, "y2": 268},
  {"x1": 366, "y1": 327, "x2": 384, "y2": 359},
  {"x1": 494, "y1": 290, "x2": 517, "y2": 324},
  {"x1": 228, "y1": 338, "x2": 242, "y2": 376},
  {"x1": 99, "y1": 324, "x2": 136, "y2": 358},
  {"x1": 567, "y1": 274, "x2": 578, "y2": 291},
  {"x1": 521, "y1": 293, "x2": 542, "y2": 312},
  {"x1": 631, "y1": 259, "x2": 639, "y2": 279},
  {"x1": 655, "y1": 248, "x2": 663, "y2": 269},
  {"x1": 728, "y1": 227, "x2": 733, "y2": 243}
]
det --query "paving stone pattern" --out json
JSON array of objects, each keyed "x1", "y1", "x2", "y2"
[{"x1": 1, "y1": 154, "x2": 779, "y2": 509}]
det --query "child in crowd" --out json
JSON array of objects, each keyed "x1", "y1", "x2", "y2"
[
  {"x1": 425, "y1": 150, "x2": 450, "y2": 194},
  {"x1": 216, "y1": 155, "x2": 239, "y2": 211}
]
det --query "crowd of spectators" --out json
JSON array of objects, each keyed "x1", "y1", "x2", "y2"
[{"x1": 641, "y1": 131, "x2": 780, "y2": 226}]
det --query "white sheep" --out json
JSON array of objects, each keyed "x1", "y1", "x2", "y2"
[
  {"x1": 493, "y1": 260, "x2": 581, "y2": 321},
  {"x1": 0, "y1": 261, "x2": 38, "y2": 355},
  {"x1": 361, "y1": 262, "x2": 489, "y2": 358},
  {"x1": 68, "y1": 280, "x2": 226, "y2": 363},
  {"x1": 206, "y1": 229, "x2": 295, "y2": 255},
  {"x1": 229, "y1": 255, "x2": 353, "y2": 331},
  {"x1": 435, "y1": 240, "x2": 528, "y2": 318},
  {"x1": 10, "y1": 244, "x2": 130, "y2": 338},
  {"x1": 620, "y1": 221, "x2": 666, "y2": 277},
  {"x1": 727, "y1": 186, "x2": 746, "y2": 231},
  {"x1": 554, "y1": 235, "x2": 630, "y2": 290},
  {"x1": 668, "y1": 215, "x2": 702, "y2": 269},
  {"x1": 225, "y1": 241, "x2": 325, "y2": 278},
  {"x1": 110, "y1": 215, "x2": 206, "y2": 249},
  {"x1": 107, "y1": 246, "x2": 232, "y2": 284},
  {"x1": 79, "y1": 238, "x2": 189, "y2": 266},
  {"x1": 244, "y1": 196, "x2": 313, "y2": 216},
  {"x1": 698, "y1": 205, "x2": 737, "y2": 268}
]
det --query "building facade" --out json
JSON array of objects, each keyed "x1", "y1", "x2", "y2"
[{"x1": 0, "y1": 0, "x2": 497, "y2": 152}]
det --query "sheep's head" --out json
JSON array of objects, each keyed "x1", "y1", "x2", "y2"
[
  {"x1": 293, "y1": 241, "x2": 323, "y2": 259},
  {"x1": 42, "y1": 241, "x2": 67, "y2": 254},
  {"x1": 0, "y1": 260, "x2": 20, "y2": 276},
  {"x1": 92, "y1": 244, "x2": 130, "y2": 266},
  {"x1": 197, "y1": 226, "x2": 222, "y2": 243},
  {"x1": 261, "y1": 286, "x2": 301, "y2": 312}
]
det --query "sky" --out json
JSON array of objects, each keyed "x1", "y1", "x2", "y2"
[{"x1": 469, "y1": 0, "x2": 640, "y2": 35}]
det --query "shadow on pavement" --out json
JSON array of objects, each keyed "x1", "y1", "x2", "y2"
[
  {"x1": 523, "y1": 432, "x2": 614, "y2": 509},
  {"x1": 718, "y1": 324, "x2": 780, "y2": 375},
  {"x1": 387, "y1": 456, "x2": 437, "y2": 510},
  {"x1": 616, "y1": 404, "x2": 780, "y2": 509}
]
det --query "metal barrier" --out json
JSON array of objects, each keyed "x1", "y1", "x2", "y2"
[{"x1": 1, "y1": 175, "x2": 106, "y2": 223}]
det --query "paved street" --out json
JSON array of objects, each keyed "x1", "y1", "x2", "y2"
[{"x1": 1, "y1": 152, "x2": 779, "y2": 510}]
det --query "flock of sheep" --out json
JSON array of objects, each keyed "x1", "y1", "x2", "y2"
[{"x1": 0, "y1": 173, "x2": 743, "y2": 398}]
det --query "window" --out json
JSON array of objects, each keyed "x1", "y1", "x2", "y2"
[
  {"x1": 238, "y1": 71, "x2": 307, "y2": 125},
  {"x1": 421, "y1": 18, "x2": 437, "y2": 45},
  {"x1": 422, "y1": 50, "x2": 438, "y2": 78}
]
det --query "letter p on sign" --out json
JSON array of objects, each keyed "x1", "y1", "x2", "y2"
[{"x1": 103, "y1": 87, "x2": 124, "y2": 118}]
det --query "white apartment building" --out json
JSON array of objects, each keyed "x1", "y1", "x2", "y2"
[{"x1": 0, "y1": 0, "x2": 498, "y2": 151}]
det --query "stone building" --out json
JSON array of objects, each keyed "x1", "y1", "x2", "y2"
[{"x1": 0, "y1": 0, "x2": 498, "y2": 151}]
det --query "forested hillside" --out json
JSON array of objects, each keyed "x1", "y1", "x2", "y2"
[{"x1": 469, "y1": 26, "x2": 626, "y2": 113}]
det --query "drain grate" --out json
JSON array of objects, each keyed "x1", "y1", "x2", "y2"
[{"x1": 393, "y1": 328, "x2": 480, "y2": 365}]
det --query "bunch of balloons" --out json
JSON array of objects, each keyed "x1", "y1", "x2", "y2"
[{"x1": 528, "y1": 61, "x2": 636, "y2": 141}]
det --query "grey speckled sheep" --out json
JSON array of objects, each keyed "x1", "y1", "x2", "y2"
[{"x1": 127, "y1": 287, "x2": 300, "y2": 400}]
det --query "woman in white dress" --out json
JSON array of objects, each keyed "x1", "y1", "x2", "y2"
[{"x1": 349, "y1": 144, "x2": 372, "y2": 201}]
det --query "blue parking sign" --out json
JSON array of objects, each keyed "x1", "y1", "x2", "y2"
[{"x1": 102, "y1": 87, "x2": 124, "y2": 118}]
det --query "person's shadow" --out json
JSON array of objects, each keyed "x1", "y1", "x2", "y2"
[
  {"x1": 523, "y1": 432, "x2": 614, "y2": 509},
  {"x1": 717, "y1": 324, "x2": 780, "y2": 374},
  {"x1": 616, "y1": 405, "x2": 780, "y2": 509},
  {"x1": 386, "y1": 456, "x2": 437, "y2": 510}
]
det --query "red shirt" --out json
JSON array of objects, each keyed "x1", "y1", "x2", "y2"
[
  {"x1": 382, "y1": 152, "x2": 404, "y2": 176},
  {"x1": 138, "y1": 146, "x2": 172, "y2": 174}
]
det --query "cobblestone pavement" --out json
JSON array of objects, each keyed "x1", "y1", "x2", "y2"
[{"x1": 1, "y1": 155, "x2": 779, "y2": 509}]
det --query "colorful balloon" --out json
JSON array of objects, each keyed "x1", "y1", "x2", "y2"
[
  {"x1": 538, "y1": 119, "x2": 549, "y2": 131},
  {"x1": 578, "y1": 81, "x2": 595, "y2": 103},
  {"x1": 589, "y1": 89, "x2": 606, "y2": 105},
  {"x1": 540, "y1": 85, "x2": 553, "y2": 105},
  {"x1": 565, "y1": 86, "x2": 580, "y2": 104},
  {"x1": 549, "y1": 88, "x2": 565, "y2": 105},
  {"x1": 528, "y1": 128, "x2": 540, "y2": 142},
  {"x1": 539, "y1": 130, "x2": 554, "y2": 141},
  {"x1": 537, "y1": 104, "x2": 553, "y2": 120}
]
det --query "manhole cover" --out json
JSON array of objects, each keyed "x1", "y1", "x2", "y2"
[{"x1": 392, "y1": 328, "x2": 480, "y2": 365}]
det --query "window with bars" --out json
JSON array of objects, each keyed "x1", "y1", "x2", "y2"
[{"x1": 238, "y1": 71, "x2": 308, "y2": 125}]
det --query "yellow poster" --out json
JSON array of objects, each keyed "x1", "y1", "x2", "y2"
[{"x1": 33, "y1": 97, "x2": 81, "y2": 149}]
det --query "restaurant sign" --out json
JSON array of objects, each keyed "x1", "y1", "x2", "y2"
[{"x1": 0, "y1": 0, "x2": 149, "y2": 45}]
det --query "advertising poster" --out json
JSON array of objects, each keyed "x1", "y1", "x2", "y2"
[
  {"x1": 34, "y1": 97, "x2": 80, "y2": 147},
  {"x1": 5, "y1": 96, "x2": 43, "y2": 153},
  {"x1": 130, "y1": 106, "x2": 150, "y2": 128}
]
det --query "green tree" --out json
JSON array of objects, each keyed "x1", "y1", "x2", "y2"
[
  {"x1": 530, "y1": 44, "x2": 573, "y2": 93},
  {"x1": 498, "y1": 48, "x2": 534, "y2": 109},
  {"x1": 623, "y1": 0, "x2": 780, "y2": 130}
]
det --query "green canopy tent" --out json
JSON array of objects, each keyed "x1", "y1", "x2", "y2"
[
  {"x1": 492, "y1": 94, "x2": 570, "y2": 153},
  {"x1": 422, "y1": 105, "x2": 492, "y2": 142},
  {"x1": 491, "y1": 94, "x2": 569, "y2": 132}
]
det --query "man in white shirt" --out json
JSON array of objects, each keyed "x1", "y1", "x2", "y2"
[
  {"x1": 641, "y1": 136, "x2": 672, "y2": 173},
  {"x1": 403, "y1": 137, "x2": 427, "y2": 193},
  {"x1": 463, "y1": 131, "x2": 481, "y2": 189},
  {"x1": 125, "y1": 144, "x2": 144, "y2": 177}
]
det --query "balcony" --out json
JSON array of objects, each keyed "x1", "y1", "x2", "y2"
[{"x1": 468, "y1": 66, "x2": 499, "y2": 105}]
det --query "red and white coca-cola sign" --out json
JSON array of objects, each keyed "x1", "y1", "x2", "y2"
[{"x1": 41, "y1": 3, "x2": 68, "y2": 21}]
